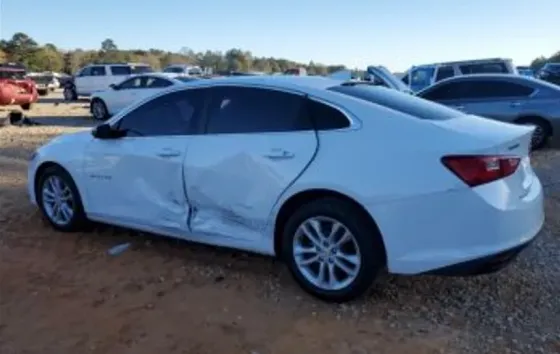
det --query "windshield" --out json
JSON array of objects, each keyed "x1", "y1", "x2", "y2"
[
  {"x1": 132, "y1": 66, "x2": 153, "y2": 74},
  {"x1": 409, "y1": 67, "x2": 436, "y2": 89},
  {"x1": 0, "y1": 69, "x2": 26, "y2": 80},
  {"x1": 328, "y1": 84, "x2": 460, "y2": 120}
]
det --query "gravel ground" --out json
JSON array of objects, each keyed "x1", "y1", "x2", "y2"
[{"x1": 0, "y1": 93, "x2": 558, "y2": 354}]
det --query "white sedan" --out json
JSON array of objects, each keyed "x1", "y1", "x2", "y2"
[
  {"x1": 89, "y1": 73, "x2": 198, "y2": 121},
  {"x1": 28, "y1": 75, "x2": 544, "y2": 302}
]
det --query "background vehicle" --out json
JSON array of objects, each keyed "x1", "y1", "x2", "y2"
[
  {"x1": 516, "y1": 66, "x2": 535, "y2": 77},
  {"x1": 89, "y1": 73, "x2": 199, "y2": 120},
  {"x1": 329, "y1": 66, "x2": 413, "y2": 94},
  {"x1": 26, "y1": 72, "x2": 59, "y2": 96},
  {"x1": 536, "y1": 63, "x2": 560, "y2": 86},
  {"x1": 63, "y1": 63, "x2": 154, "y2": 101},
  {"x1": 402, "y1": 58, "x2": 517, "y2": 92},
  {"x1": 416, "y1": 74, "x2": 560, "y2": 149},
  {"x1": 284, "y1": 67, "x2": 307, "y2": 75},
  {"x1": 28, "y1": 76, "x2": 543, "y2": 302},
  {"x1": 0, "y1": 63, "x2": 38, "y2": 110},
  {"x1": 162, "y1": 64, "x2": 203, "y2": 77}
]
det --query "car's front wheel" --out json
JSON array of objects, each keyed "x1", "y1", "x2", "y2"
[
  {"x1": 36, "y1": 165, "x2": 88, "y2": 232},
  {"x1": 90, "y1": 98, "x2": 109, "y2": 121},
  {"x1": 281, "y1": 197, "x2": 386, "y2": 302}
]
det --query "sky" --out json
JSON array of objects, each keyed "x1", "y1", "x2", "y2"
[{"x1": 0, "y1": 0, "x2": 558, "y2": 72}]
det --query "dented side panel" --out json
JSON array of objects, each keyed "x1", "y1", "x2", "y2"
[
  {"x1": 84, "y1": 136, "x2": 191, "y2": 232},
  {"x1": 184, "y1": 131, "x2": 318, "y2": 242}
]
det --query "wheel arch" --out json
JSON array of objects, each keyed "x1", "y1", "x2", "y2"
[
  {"x1": 514, "y1": 115, "x2": 552, "y2": 135},
  {"x1": 33, "y1": 161, "x2": 81, "y2": 204},
  {"x1": 273, "y1": 188, "x2": 387, "y2": 260}
]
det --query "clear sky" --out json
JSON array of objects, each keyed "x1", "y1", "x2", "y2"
[{"x1": 0, "y1": 0, "x2": 558, "y2": 71}]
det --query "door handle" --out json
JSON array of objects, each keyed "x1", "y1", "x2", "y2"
[
  {"x1": 510, "y1": 101, "x2": 522, "y2": 107},
  {"x1": 156, "y1": 149, "x2": 181, "y2": 158},
  {"x1": 453, "y1": 105, "x2": 465, "y2": 111},
  {"x1": 263, "y1": 149, "x2": 294, "y2": 160}
]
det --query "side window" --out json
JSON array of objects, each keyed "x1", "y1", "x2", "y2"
[
  {"x1": 420, "y1": 82, "x2": 470, "y2": 101},
  {"x1": 205, "y1": 87, "x2": 310, "y2": 134},
  {"x1": 459, "y1": 63, "x2": 508, "y2": 74},
  {"x1": 78, "y1": 67, "x2": 92, "y2": 76},
  {"x1": 163, "y1": 66, "x2": 184, "y2": 73},
  {"x1": 91, "y1": 66, "x2": 107, "y2": 76},
  {"x1": 117, "y1": 89, "x2": 205, "y2": 137},
  {"x1": 466, "y1": 81, "x2": 534, "y2": 98},
  {"x1": 144, "y1": 77, "x2": 173, "y2": 88},
  {"x1": 435, "y1": 66, "x2": 454, "y2": 82},
  {"x1": 111, "y1": 66, "x2": 132, "y2": 76},
  {"x1": 118, "y1": 77, "x2": 143, "y2": 90},
  {"x1": 306, "y1": 99, "x2": 350, "y2": 130}
]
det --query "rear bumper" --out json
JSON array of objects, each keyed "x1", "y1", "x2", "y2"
[{"x1": 423, "y1": 238, "x2": 533, "y2": 276}]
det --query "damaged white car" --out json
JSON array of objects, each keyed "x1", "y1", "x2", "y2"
[{"x1": 28, "y1": 75, "x2": 544, "y2": 302}]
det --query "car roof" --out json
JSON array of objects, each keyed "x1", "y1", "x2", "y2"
[{"x1": 182, "y1": 75, "x2": 343, "y2": 91}]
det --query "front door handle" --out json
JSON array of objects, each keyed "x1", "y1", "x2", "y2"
[
  {"x1": 452, "y1": 105, "x2": 465, "y2": 111},
  {"x1": 263, "y1": 149, "x2": 294, "y2": 160},
  {"x1": 510, "y1": 101, "x2": 522, "y2": 107}
]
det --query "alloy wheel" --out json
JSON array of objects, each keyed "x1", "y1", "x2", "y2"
[
  {"x1": 41, "y1": 175, "x2": 75, "y2": 226},
  {"x1": 292, "y1": 216, "x2": 362, "y2": 291}
]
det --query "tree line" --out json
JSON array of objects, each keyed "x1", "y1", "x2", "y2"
[{"x1": 0, "y1": 32, "x2": 558, "y2": 76}]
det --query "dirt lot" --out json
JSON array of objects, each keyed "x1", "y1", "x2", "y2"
[{"x1": 0, "y1": 93, "x2": 559, "y2": 354}]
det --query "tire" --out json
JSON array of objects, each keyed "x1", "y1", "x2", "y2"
[
  {"x1": 281, "y1": 197, "x2": 386, "y2": 303},
  {"x1": 517, "y1": 117, "x2": 550, "y2": 151},
  {"x1": 36, "y1": 165, "x2": 88, "y2": 232},
  {"x1": 38, "y1": 89, "x2": 48, "y2": 96},
  {"x1": 20, "y1": 103, "x2": 32, "y2": 111},
  {"x1": 63, "y1": 86, "x2": 77, "y2": 101},
  {"x1": 90, "y1": 98, "x2": 109, "y2": 121}
]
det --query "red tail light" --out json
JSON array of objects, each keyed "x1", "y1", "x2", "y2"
[{"x1": 441, "y1": 155, "x2": 521, "y2": 187}]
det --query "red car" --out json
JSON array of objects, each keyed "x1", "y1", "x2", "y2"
[{"x1": 0, "y1": 63, "x2": 38, "y2": 110}]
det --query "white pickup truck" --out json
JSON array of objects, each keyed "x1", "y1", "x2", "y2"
[{"x1": 63, "y1": 63, "x2": 153, "y2": 101}]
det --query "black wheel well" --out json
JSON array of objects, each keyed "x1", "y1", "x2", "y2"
[
  {"x1": 89, "y1": 97, "x2": 102, "y2": 112},
  {"x1": 33, "y1": 162, "x2": 67, "y2": 202},
  {"x1": 514, "y1": 116, "x2": 553, "y2": 135},
  {"x1": 273, "y1": 189, "x2": 385, "y2": 258}
]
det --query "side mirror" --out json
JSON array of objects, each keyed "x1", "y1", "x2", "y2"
[
  {"x1": 91, "y1": 123, "x2": 126, "y2": 139},
  {"x1": 109, "y1": 83, "x2": 119, "y2": 90}
]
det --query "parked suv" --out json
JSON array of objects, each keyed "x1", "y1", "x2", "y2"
[
  {"x1": 63, "y1": 63, "x2": 153, "y2": 101},
  {"x1": 537, "y1": 63, "x2": 560, "y2": 86},
  {"x1": 402, "y1": 58, "x2": 517, "y2": 92}
]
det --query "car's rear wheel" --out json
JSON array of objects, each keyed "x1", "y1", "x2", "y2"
[
  {"x1": 281, "y1": 197, "x2": 386, "y2": 302},
  {"x1": 517, "y1": 117, "x2": 550, "y2": 151},
  {"x1": 91, "y1": 98, "x2": 109, "y2": 121},
  {"x1": 63, "y1": 86, "x2": 77, "y2": 101},
  {"x1": 36, "y1": 165, "x2": 87, "y2": 232},
  {"x1": 20, "y1": 103, "x2": 32, "y2": 110}
]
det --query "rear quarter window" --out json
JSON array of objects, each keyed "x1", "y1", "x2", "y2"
[{"x1": 328, "y1": 85, "x2": 461, "y2": 121}]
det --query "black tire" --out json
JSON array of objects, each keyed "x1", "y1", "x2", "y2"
[
  {"x1": 36, "y1": 165, "x2": 88, "y2": 232},
  {"x1": 516, "y1": 117, "x2": 550, "y2": 151},
  {"x1": 38, "y1": 89, "x2": 48, "y2": 96},
  {"x1": 281, "y1": 197, "x2": 386, "y2": 303},
  {"x1": 90, "y1": 98, "x2": 109, "y2": 121},
  {"x1": 63, "y1": 86, "x2": 77, "y2": 101},
  {"x1": 20, "y1": 103, "x2": 32, "y2": 111}
]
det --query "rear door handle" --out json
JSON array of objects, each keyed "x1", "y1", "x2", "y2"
[
  {"x1": 156, "y1": 148, "x2": 181, "y2": 158},
  {"x1": 263, "y1": 149, "x2": 294, "y2": 160}
]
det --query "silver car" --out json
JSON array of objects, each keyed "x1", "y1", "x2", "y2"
[{"x1": 416, "y1": 74, "x2": 560, "y2": 149}]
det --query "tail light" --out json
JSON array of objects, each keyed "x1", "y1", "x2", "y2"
[{"x1": 442, "y1": 155, "x2": 521, "y2": 187}]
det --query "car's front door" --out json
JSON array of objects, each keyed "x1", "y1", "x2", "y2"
[
  {"x1": 74, "y1": 67, "x2": 93, "y2": 96},
  {"x1": 110, "y1": 76, "x2": 144, "y2": 113},
  {"x1": 84, "y1": 88, "x2": 206, "y2": 233},
  {"x1": 89, "y1": 66, "x2": 108, "y2": 93},
  {"x1": 183, "y1": 85, "x2": 319, "y2": 243}
]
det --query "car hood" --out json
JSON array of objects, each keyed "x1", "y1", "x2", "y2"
[{"x1": 43, "y1": 129, "x2": 93, "y2": 149}]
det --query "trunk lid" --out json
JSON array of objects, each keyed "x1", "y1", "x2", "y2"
[{"x1": 432, "y1": 114, "x2": 535, "y2": 197}]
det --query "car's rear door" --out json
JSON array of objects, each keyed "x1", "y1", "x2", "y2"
[{"x1": 182, "y1": 85, "x2": 319, "y2": 242}]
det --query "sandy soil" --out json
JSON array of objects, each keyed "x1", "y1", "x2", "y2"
[{"x1": 0, "y1": 93, "x2": 558, "y2": 354}]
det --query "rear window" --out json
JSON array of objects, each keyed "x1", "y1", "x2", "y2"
[
  {"x1": 131, "y1": 65, "x2": 153, "y2": 74},
  {"x1": 328, "y1": 85, "x2": 461, "y2": 121}
]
